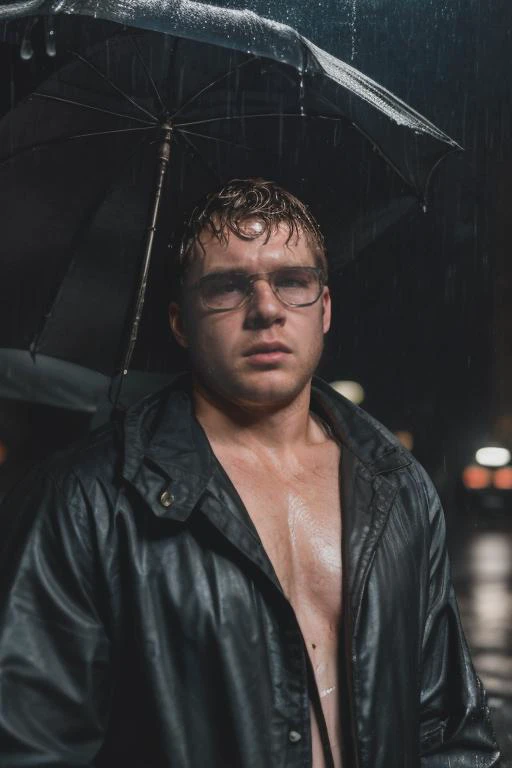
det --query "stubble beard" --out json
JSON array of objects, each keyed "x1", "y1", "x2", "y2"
[{"x1": 190, "y1": 334, "x2": 325, "y2": 414}]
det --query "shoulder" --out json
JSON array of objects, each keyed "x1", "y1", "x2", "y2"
[
  {"x1": 353, "y1": 409, "x2": 445, "y2": 538},
  {"x1": 42, "y1": 420, "x2": 122, "y2": 503},
  {"x1": 312, "y1": 377, "x2": 441, "y2": 521},
  {"x1": 0, "y1": 421, "x2": 123, "y2": 553}
]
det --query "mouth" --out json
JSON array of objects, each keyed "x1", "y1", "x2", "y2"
[
  {"x1": 243, "y1": 342, "x2": 292, "y2": 364},
  {"x1": 244, "y1": 342, "x2": 291, "y2": 355}
]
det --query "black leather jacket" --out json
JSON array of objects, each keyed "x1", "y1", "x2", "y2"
[{"x1": 0, "y1": 376, "x2": 500, "y2": 767}]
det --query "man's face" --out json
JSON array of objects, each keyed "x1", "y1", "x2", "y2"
[{"x1": 169, "y1": 219, "x2": 331, "y2": 410}]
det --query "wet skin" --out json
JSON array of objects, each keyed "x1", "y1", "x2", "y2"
[{"x1": 169, "y1": 220, "x2": 343, "y2": 767}]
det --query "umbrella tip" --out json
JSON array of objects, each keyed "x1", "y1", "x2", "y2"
[
  {"x1": 20, "y1": 19, "x2": 36, "y2": 61},
  {"x1": 45, "y1": 17, "x2": 57, "y2": 58}
]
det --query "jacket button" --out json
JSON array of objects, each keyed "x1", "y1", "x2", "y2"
[
  {"x1": 159, "y1": 489, "x2": 174, "y2": 508},
  {"x1": 288, "y1": 730, "x2": 302, "y2": 743}
]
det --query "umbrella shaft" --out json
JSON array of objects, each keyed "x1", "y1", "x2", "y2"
[{"x1": 119, "y1": 125, "x2": 173, "y2": 379}]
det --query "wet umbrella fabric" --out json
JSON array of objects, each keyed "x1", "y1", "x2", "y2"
[
  {"x1": 0, "y1": 9, "x2": 459, "y2": 379},
  {"x1": 0, "y1": 0, "x2": 458, "y2": 191},
  {"x1": 0, "y1": 349, "x2": 175, "y2": 412}
]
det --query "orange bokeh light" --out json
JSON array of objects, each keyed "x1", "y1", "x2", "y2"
[
  {"x1": 493, "y1": 467, "x2": 512, "y2": 490},
  {"x1": 462, "y1": 465, "x2": 492, "y2": 490},
  {"x1": 394, "y1": 431, "x2": 414, "y2": 451}
]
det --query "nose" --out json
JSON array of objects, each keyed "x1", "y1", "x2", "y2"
[{"x1": 244, "y1": 277, "x2": 285, "y2": 329}]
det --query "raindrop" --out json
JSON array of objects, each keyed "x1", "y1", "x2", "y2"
[
  {"x1": 350, "y1": 0, "x2": 358, "y2": 62},
  {"x1": 299, "y1": 74, "x2": 305, "y2": 117}
]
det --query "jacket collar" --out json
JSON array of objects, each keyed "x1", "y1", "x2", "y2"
[
  {"x1": 120, "y1": 373, "x2": 412, "y2": 522},
  {"x1": 310, "y1": 377, "x2": 412, "y2": 475},
  {"x1": 121, "y1": 373, "x2": 215, "y2": 521}
]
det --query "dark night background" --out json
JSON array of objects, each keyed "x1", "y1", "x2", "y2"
[
  {"x1": 0, "y1": 0, "x2": 511, "y2": 760},
  {"x1": 229, "y1": 0, "x2": 512, "y2": 496}
]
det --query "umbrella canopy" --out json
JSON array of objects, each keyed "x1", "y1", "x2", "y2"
[
  {"x1": 0, "y1": 349, "x2": 175, "y2": 412},
  {"x1": 1, "y1": 0, "x2": 458, "y2": 190},
  {"x1": 0, "y1": 4, "x2": 460, "y2": 382}
]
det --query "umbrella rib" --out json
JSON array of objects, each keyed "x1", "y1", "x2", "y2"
[
  {"x1": 176, "y1": 128, "x2": 257, "y2": 153},
  {"x1": 62, "y1": 126, "x2": 157, "y2": 140},
  {"x1": 170, "y1": 56, "x2": 260, "y2": 121},
  {"x1": 71, "y1": 51, "x2": 159, "y2": 122},
  {"x1": 176, "y1": 112, "x2": 342, "y2": 128},
  {"x1": 32, "y1": 92, "x2": 156, "y2": 125},
  {"x1": 0, "y1": 126, "x2": 157, "y2": 169},
  {"x1": 129, "y1": 36, "x2": 167, "y2": 116},
  {"x1": 175, "y1": 131, "x2": 221, "y2": 184},
  {"x1": 351, "y1": 121, "x2": 414, "y2": 193}
]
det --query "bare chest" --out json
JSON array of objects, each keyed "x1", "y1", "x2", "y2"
[{"x1": 215, "y1": 444, "x2": 342, "y2": 619}]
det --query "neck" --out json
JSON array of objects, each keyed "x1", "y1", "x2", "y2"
[{"x1": 192, "y1": 378, "x2": 325, "y2": 453}]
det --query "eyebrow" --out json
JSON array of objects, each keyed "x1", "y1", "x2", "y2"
[
  {"x1": 201, "y1": 265, "x2": 315, "y2": 279},
  {"x1": 200, "y1": 269, "x2": 251, "y2": 280}
]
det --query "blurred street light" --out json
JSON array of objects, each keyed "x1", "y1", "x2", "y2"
[
  {"x1": 330, "y1": 380, "x2": 365, "y2": 404},
  {"x1": 463, "y1": 465, "x2": 492, "y2": 490},
  {"x1": 493, "y1": 467, "x2": 512, "y2": 490},
  {"x1": 475, "y1": 446, "x2": 511, "y2": 467},
  {"x1": 394, "y1": 430, "x2": 414, "y2": 451}
]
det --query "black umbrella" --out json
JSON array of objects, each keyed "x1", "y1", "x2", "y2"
[
  {"x1": 0, "y1": 4, "x2": 459, "y2": 385},
  {"x1": 0, "y1": 348, "x2": 175, "y2": 413}
]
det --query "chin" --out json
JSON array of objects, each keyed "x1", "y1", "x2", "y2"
[
  {"x1": 225, "y1": 368, "x2": 313, "y2": 409},
  {"x1": 192, "y1": 347, "x2": 322, "y2": 409}
]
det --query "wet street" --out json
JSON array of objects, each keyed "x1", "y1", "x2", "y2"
[{"x1": 451, "y1": 526, "x2": 512, "y2": 765}]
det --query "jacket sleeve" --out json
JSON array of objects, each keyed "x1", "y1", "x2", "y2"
[
  {"x1": 419, "y1": 476, "x2": 500, "y2": 766},
  {"x1": 0, "y1": 469, "x2": 112, "y2": 767}
]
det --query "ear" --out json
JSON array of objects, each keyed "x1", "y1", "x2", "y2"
[
  {"x1": 321, "y1": 286, "x2": 331, "y2": 334},
  {"x1": 169, "y1": 302, "x2": 189, "y2": 349}
]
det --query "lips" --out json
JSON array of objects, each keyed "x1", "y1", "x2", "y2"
[{"x1": 243, "y1": 342, "x2": 292, "y2": 356}]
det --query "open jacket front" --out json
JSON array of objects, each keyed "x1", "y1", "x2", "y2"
[{"x1": 0, "y1": 376, "x2": 500, "y2": 767}]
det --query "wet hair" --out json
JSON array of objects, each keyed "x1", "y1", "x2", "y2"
[{"x1": 173, "y1": 178, "x2": 327, "y2": 298}]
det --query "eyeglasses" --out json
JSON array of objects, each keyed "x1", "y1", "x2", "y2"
[{"x1": 189, "y1": 266, "x2": 326, "y2": 312}]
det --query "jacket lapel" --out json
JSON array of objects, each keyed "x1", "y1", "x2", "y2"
[
  {"x1": 340, "y1": 451, "x2": 400, "y2": 625},
  {"x1": 121, "y1": 379, "x2": 214, "y2": 522},
  {"x1": 199, "y1": 469, "x2": 285, "y2": 593},
  {"x1": 310, "y1": 379, "x2": 410, "y2": 621}
]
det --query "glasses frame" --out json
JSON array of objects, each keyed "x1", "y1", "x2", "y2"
[{"x1": 188, "y1": 266, "x2": 327, "y2": 313}]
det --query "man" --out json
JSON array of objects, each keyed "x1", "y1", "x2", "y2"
[{"x1": 0, "y1": 179, "x2": 500, "y2": 767}]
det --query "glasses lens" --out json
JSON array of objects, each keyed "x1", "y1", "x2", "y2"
[
  {"x1": 273, "y1": 268, "x2": 321, "y2": 306},
  {"x1": 200, "y1": 273, "x2": 249, "y2": 310}
]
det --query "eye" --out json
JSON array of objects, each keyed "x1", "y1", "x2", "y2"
[
  {"x1": 275, "y1": 269, "x2": 312, "y2": 288},
  {"x1": 277, "y1": 276, "x2": 306, "y2": 288},
  {"x1": 200, "y1": 273, "x2": 248, "y2": 304},
  {"x1": 212, "y1": 275, "x2": 246, "y2": 293}
]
